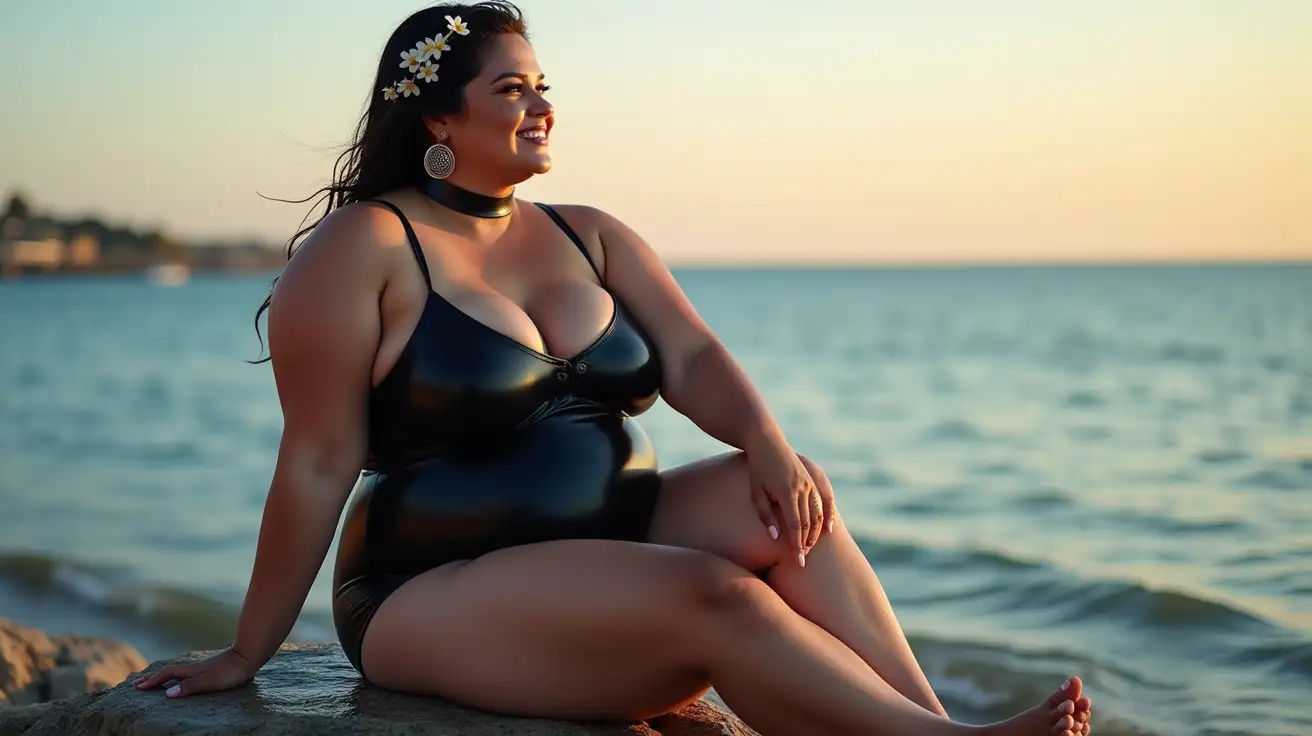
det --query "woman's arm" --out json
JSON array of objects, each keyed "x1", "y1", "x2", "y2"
[
  {"x1": 576, "y1": 206, "x2": 832, "y2": 556},
  {"x1": 576, "y1": 207, "x2": 783, "y2": 453},
  {"x1": 136, "y1": 206, "x2": 387, "y2": 697},
  {"x1": 232, "y1": 207, "x2": 384, "y2": 667}
]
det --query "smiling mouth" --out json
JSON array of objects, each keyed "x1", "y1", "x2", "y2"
[{"x1": 516, "y1": 129, "x2": 548, "y2": 145}]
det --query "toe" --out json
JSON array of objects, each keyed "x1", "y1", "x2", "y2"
[
  {"x1": 1074, "y1": 697, "x2": 1091, "y2": 726},
  {"x1": 1050, "y1": 714, "x2": 1075, "y2": 735},
  {"x1": 1047, "y1": 677, "x2": 1083, "y2": 708}
]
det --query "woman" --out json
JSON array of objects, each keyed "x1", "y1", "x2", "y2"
[{"x1": 135, "y1": 4, "x2": 1093, "y2": 734}]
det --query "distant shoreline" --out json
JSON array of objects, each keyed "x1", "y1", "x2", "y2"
[
  {"x1": 1, "y1": 259, "x2": 1309, "y2": 281},
  {"x1": 664, "y1": 258, "x2": 1312, "y2": 270}
]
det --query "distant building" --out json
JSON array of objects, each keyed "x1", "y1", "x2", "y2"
[
  {"x1": 1, "y1": 238, "x2": 64, "y2": 276},
  {"x1": 0, "y1": 203, "x2": 282, "y2": 277},
  {"x1": 66, "y1": 234, "x2": 101, "y2": 268},
  {"x1": 0, "y1": 214, "x2": 102, "y2": 276}
]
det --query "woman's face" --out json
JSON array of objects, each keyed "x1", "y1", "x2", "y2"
[{"x1": 438, "y1": 33, "x2": 554, "y2": 184}]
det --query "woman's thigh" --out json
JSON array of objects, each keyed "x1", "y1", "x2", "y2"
[
  {"x1": 359, "y1": 538, "x2": 750, "y2": 721},
  {"x1": 649, "y1": 451, "x2": 802, "y2": 573}
]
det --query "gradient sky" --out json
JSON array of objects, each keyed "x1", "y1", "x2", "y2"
[{"x1": 1, "y1": 0, "x2": 1308, "y2": 263}]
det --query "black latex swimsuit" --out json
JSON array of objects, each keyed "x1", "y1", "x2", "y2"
[{"x1": 331, "y1": 200, "x2": 664, "y2": 677}]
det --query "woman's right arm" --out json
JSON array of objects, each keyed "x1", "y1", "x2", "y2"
[{"x1": 135, "y1": 207, "x2": 386, "y2": 697}]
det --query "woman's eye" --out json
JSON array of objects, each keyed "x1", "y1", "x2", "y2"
[{"x1": 501, "y1": 84, "x2": 551, "y2": 94}]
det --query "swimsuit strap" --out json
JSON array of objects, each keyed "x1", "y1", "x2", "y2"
[
  {"x1": 535, "y1": 203, "x2": 601, "y2": 280},
  {"x1": 363, "y1": 199, "x2": 432, "y2": 289}
]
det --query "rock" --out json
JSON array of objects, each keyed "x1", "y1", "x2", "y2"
[
  {"x1": 2, "y1": 642, "x2": 758, "y2": 735},
  {"x1": 0, "y1": 619, "x2": 147, "y2": 708},
  {"x1": 0, "y1": 704, "x2": 52, "y2": 736}
]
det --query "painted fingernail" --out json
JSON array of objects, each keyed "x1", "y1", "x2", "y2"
[
  {"x1": 798, "y1": 552, "x2": 806, "y2": 567},
  {"x1": 166, "y1": 685, "x2": 180, "y2": 697},
  {"x1": 828, "y1": 519, "x2": 834, "y2": 533},
  {"x1": 768, "y1": 525, "x2": 778, "y2": 539}
]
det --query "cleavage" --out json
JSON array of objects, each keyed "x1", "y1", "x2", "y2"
[{"x1": 437, "y1": 276, "x2": 617, "y2": 362}]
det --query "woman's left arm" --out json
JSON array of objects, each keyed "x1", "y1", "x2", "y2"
[{"x1": 569, "y1": 206, "x2": 834, "y2": 561}]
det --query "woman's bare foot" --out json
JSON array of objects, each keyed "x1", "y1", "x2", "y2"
[{"x1": 981, "y1": 676, "x2": 1093, "y2": 736}]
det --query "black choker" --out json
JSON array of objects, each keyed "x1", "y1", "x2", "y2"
[{"x1": 419, "y1": 178, "x2": 514, "y2": 218}]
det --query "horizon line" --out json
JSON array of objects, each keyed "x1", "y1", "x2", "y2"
[{"x1": 664, "y1": 256, "x2": 1312, "y2": 269}]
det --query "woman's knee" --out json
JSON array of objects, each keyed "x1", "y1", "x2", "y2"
[{"x1": 677, "y1": 551, "x2": 782, "y2": 626}]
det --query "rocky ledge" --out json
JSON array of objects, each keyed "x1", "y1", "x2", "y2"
[
  {"x1": 1, "y1": 622, "x2": 755, "y2": 736},
  {"x1": 1, "y1": 619, "x2": 147, "y2": 709}
]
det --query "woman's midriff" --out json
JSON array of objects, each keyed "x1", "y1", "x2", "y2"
[{"x1": 333, "y1": 406, "x2": 660, "y2": 586}]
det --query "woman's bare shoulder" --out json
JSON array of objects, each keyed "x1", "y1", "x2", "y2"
[{"x1": 275, "y1": 200, "x2": 412, "y2": 295}]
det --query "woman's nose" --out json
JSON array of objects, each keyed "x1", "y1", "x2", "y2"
[{"x1": 528, "y1": 94, "x2": 553, "y2": 118}]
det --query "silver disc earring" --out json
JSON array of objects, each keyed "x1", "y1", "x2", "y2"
[{"x1": 423, "y1": 140, "x2": 455, "y2": 179}]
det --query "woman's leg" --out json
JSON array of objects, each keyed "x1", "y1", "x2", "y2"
[
  {"x1": 358, "y1": 538, "x2": 1082, "y2": 736},
  {"x1": 650, "y1": 451, "x2": 1090, "y2": 731}
]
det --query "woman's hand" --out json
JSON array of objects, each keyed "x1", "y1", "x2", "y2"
[
  {"x1": 132, "y1": 647, "x2": 256, "y2": 699},
  {"x1": 745, "y1": 433, "x2": 835, "y2": 566}
]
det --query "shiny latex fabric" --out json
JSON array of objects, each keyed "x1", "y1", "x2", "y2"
[{"x1": 332, "y1": 200, "x2": 664, "y2": 676}]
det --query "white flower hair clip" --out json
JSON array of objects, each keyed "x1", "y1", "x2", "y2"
[{"x1": 382, "y1": 15, "x2": 471, "y2": 101}]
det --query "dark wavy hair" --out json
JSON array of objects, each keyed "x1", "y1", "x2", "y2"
[{"x1": 250, "y1": 2, "x2": 529, "y2": 361}]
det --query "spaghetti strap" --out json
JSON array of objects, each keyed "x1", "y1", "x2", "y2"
[
  {"x1": 363, "y1": 199, "x2": 432, "y2": 289},
  {"x1": 535, "y1": 203, "x2": 601, "y2": 280}
]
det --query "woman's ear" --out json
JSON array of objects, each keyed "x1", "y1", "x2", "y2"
[{"x1": 422, "y1": 115, "x2": 448, "y2": 141}]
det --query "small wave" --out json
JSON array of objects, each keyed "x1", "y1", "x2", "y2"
[
  {"x1": 971, "y1": 460, "x2": 1019, "y2": 477},
  {"x1": 1196, "y1": 448, "x2": 1248, "y2": 465},
  {"x1": 1099, "y1": 507, "x2": 1247, "y2": 536},
  {"x1": 1011, "y1": 486, "x2": 1073, "y2": 508},
  {"x1": 1238, "y1": 638, "x2": 1312, "y2": 679},
  {"x1": 1218, "y1": 549, "x2": 1277, "y2": 567},
  {"x1": 0, "y1": 550, "x2": 241, "y2": 650},
  {"x1": 888, "y1": 499, "x2": 944, "y2": 515},
  {"x1": 848, "y1": 535, "x2": 1277, "y2": 635},
  {"x1": 1064, "y1": 390, "x2": 1106, "y2": 408},
  {"x1": 905, "y1": 634, "x2": 1164, "y2": 734},
  {"x1": 1159, "y1": 341, "x2": 1225, "y2": 364},
  {"x1": 923, "y1": 420, "x2": 990, "y2": 443},
  {"x1": 851, "y1": 535, "x2": 1047, "y2": 575},
  {"x1": 860, "y1": 468, "x2": 900, "y2": 488},
  {"x1": 1059, "y1": 579, "x2": 1273, "y2": 633},
  {"x1": 1234, "y1": 462, "x2": 1312, "y2": 492},
  {"x1": 128, "y1": 438, "x2": 206, "y2": 464}
]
